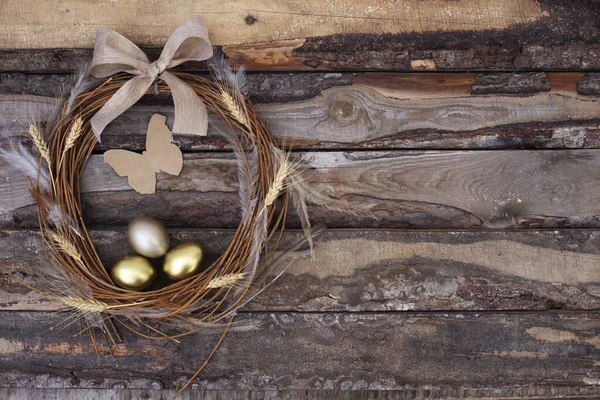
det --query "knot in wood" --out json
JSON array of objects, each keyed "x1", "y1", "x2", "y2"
[{"x1": 330, "y1": 97, "x2": 358, "y2": 127}]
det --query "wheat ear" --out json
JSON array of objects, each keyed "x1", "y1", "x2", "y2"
[
  {"x1": 207, "y1": 273, "x2": 246, "y2": 289},
  {"x1": 49, "y1": 231, "x2": 83, "y2": 264},
  {"x1": 220, "y1": 88, "x2": 248, "y2": 127},
  {"x1": 265, "y1": 158, "x2": 293, "y2": 207},
  {"x1": 28, "y1": 125, "x2": 51, "y2": 164},
  {"x1": 28, "y1": 124, "x2": 55, "y2": 192},
  {"x1": 60, "y1": 118, "x2": 83, "y2": 168},
  {"x1": 61, "y1": 297, "x2": 109, "y2": 313}
]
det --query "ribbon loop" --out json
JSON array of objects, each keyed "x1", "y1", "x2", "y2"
[{"x1": 89, "y1": 16, "x2": 213, "y2": 141}]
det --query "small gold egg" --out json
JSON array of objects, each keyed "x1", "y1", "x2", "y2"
[
  {"x1": 111, "y1": 255, "x2": 156, "y2": 290},
  {"x1": 128, "y1": 216, "x2": 169, "y2": 258},
  {"x1": 163, "y1": 242, "x2": 204, "y2": 281}
]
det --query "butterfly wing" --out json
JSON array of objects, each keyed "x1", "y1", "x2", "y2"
[
  {"x1": 104, "y1": 150, "x2": 157, "y2": 194},
  {"x1": 145, "y1": 114, "x2": 183, "y2": 176}
]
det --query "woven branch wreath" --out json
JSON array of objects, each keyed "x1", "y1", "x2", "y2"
[{"x1": 1, "y1": 16, "x2": 369, "y2": 397}]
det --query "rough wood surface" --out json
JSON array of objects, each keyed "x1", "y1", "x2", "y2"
[
  {"x1": 4, "y1": 389, "x2": 599, "y2": 400},
  {"x1": 1, "y1": 229, "x2": 599, "y2": 312},
  {"x1": 0, "y1": 311, "x2": 598, "y2": 393},
  {"x1": 2, "y1": 73, "x2": 600, "y2": 151},
  {"x1": 1, "y1": 1, "x2": 599, "y2": 71},
  {"x1": 3, "y1": 150, "x2": 600, "y2": 229},
  {"x1": 0, "y1": 0, "x2": 544, "y2": 49}
]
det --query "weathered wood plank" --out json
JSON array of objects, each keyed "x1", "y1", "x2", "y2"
[
  {"x1": 0, "y1": 0, "x2": 545, "y2": 49},
  {"x1": 0, "y1": 311, "x2": 598, "y2": 392},
  {"x1": 2, "y1": 73, "x2": 600, "y2": 151},
  {"x1": 3, "y1": 150, "x2": 600, "y2": 229},
  {"x1": 1, "y1": 1, "x2": 599, "y2": 71},
  {"x1": 0, "y1": 72, "x2": 355, "y2": 104},
  {"x1": 1, "y1": 389, "x2": 598, "y2": 400},
  {"x1": 1, "y1": 229, "x2": 599, "y2": 312}
]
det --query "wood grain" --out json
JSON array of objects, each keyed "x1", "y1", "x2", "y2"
[
  {"x1": 5, "y1": 389, "x2": 599, "y2": 400},
  {"x1": 2, "y1": 73, "x2": 600, "y2": 151},
  {"x1": 0, "y1": 311, "x2": 598, "y2": 393},
  {"x1": 2, "y1": 150, "x2": 600, "y2": 229},
  {"x1": 0, "y1": 0, "x2": 544, "y2": 49},
  {"x1": 1, "y1": 229, "x2": 599, "y2": 312},
  {"x1": 2, "y1": 1, "x2": 600, "y2": 71}
]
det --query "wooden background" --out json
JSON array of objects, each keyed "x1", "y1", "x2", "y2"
[{"x1": 1, "y1": 0, "x2": 600, "y2": 399}]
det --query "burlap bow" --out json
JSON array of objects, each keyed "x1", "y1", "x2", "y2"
[{"x1": 90, "y1": 16, "x2": 213, "y2": 141}]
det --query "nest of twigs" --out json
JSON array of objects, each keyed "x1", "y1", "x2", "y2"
[
  {"x1": 19, "y1": 65, "x2": 320, "y2": 345},
  {"x1": 1, "y1": 55, "x2": 370, "y2": 397}
]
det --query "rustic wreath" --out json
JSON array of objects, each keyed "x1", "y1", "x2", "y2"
[
  {"x1": 2, "y1": 16, "x2": 367, "y2": 397},
  {"x1": 21, "y1": 63, "x2": 315, "y2": 398},
  {"x1": 34, "y1": 70, "x2": 302, "y2": 328}
]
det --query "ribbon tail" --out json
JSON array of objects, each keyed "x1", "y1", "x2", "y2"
[
  {"x1": 161, "y1": 71, "x2": 208, "y2": 136},
  {"x1": 90, "y1": 74, "x2": 154, "y2": 141}
]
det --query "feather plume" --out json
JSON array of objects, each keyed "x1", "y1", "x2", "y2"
[
  {"x1": 211, "y1": 122, "x2": 258, "y2": 221},
  {"x1": 289, "y1": 182, "x2": 314, "y2": 253},
  {"x1": 65, "y1": 63, "x2": 97, "y2": 116},
  {"x1": 292, "y1": 175, "x2": 376, "y2": 218},
  {"x1": 28, "y1": 188, "x2": 82, "y2": 238},
  {"x1": 234, "y1": 208, "x2": 268, "y2": 298},
  {"x1": 0, "y1": 141, "x2": 50, "y2": 191},
  {"x1": 29, "y1": 187, "x2": 54, "y2": 209},
  {"x1": 209, "y1": 53, "x2": 250, "y2": 132},
  {"x1": 164, "y1": 316, "x2": 259, "y2": 334},
  {"x1": 48, "y1": 204, "x2": 83, "y2": 238},
  {"x1": 239, "y1": 148, "x2": 259, "y2": 221},
  {"x1": 208, "y1": 53, "x2": 247, "y2": 94}
]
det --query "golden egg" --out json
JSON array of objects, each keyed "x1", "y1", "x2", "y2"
[
  {"x1": 163, "y1": 242, "x2": 204, "y2": 281},
  {"x1": 111, "y1": 255, "x2": 156, "y2": 290},
  {"x1": 128, "y1": 216, "x2": 169, "y2": 258}
]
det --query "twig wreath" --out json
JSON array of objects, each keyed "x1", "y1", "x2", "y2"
[{"x1": 1, "y1": 16, "x2": 370, "y2": 397}]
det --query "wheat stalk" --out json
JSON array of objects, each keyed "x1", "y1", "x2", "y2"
[
  {"x1": 264, "y1": 156, "x2": 299, "y2": 207},
  {"x1": 28, "y1": 125, "x2": 51, "y2": 164},
  {"x1": 60, "y1": 117, "x2": 83, "y2": 167},
  {"x1": 207, "y1": 273, "x2": 246, "y2": 289},
  {"x1": 49, "y1": 231, "x2": 83, "y2": 264},
  {"x1": 63, "y1": 118, "x2": 83, "y2": 154},
  {"x1": 28, "y1": 124, "x2": 56, "y2": 192},
  {"x1": 61, "y1": 296, "x2": 109, "y2": 313},
  {"x1": 220, "y1": 88, "x2": 248, "y2": 127}
]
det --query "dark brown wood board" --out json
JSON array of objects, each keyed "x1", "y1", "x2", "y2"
[
  {"x1": 0, "y1": 311, "x2": 598, "y2": 394},
  {"x1": 1, "y1": 229, "x2": 599, "y2": 312}
]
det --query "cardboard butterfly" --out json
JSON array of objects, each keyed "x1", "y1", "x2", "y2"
[{"x1": 104, "y1": 114, "x2": 183, "y2": 194}]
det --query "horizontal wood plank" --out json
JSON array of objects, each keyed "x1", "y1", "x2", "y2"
[
  {"x1": 0, "y1": 0, "x2": 545, "y2": 49},
  {"x1": 4, "y1": 389, "x2": 600, "y2": 400},
  {"x1": 2, "y1": 73, "x2": 600, "y2": 152},
  {"x1": 1, "y1": 1, "x2": 599, "y2": 71},
  {"x1": 1, "y1": 229, "x2": 599, "y2": 312},
  {"x1": 0, "y1": 311, "x2": 598, "y2": 393},
  {"x1": 3, "y1": 150, "x2": 600, "y2": 229}
]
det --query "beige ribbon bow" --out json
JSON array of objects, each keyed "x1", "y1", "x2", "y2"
[{"x1": 90, "y1": 16, "x2": 213, "y2": 141}]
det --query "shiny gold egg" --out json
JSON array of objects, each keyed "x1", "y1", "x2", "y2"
[
  {"x1": 163, "y1": 242, "x2": 204, "y2": 281},
  {"x1": 128, "y1": 216, "x2": 169, "y2": 258},
  {"x1": 111, "y1": 255, "x2": 156, "y2": 290}
]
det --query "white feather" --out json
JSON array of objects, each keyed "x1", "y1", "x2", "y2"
[
  {"x1": 47, "y1": 203, "x2": 83, "y2": 238},
  {"x1": 0, "y1": 141, "x2": 50, "y2": 191},
  {"x1": 65, "y1": 63, "x2": 97, "y2": 116}
]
